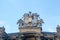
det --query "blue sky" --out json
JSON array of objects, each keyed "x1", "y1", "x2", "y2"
[{"x1": 0, "y1": 0, "x2": 60, "y2": 33}]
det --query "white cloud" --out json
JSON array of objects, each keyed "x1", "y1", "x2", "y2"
[
  {"x1": 42, "y1": 26, "x2": 56, "y2": 32},
  {"x1": 0, "y1": 21, "x2": 5, "y2": 24},
  {"x1": 0, "y1": 20, "x2": 11, "y2": 33},
  {"x1": 0, "y1": 20, "x2": 5, "y2": 26},
  {"x1": 47, "y1": 28, "x2": 55, "y2": 32},
  {"x1": 5, "y1": 25, "x2": 11, "y2": 33}
]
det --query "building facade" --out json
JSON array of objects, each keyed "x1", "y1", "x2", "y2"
[{"x1": 0, "y1": 12, "x2": 60, "y2": 40}]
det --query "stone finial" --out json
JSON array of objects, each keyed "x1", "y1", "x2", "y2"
[
  {"x1": 29, "y1": 11, "x2": 31, "y2": 14},
  {"x1": 56, "y1": 25, "x2": 60, "y2": 29},
  {"x1": 56, "y1": 25, "x2": 60, "y2": 33},
  {"x1": 57, "y1": 25, "x2": 60, "y2": 27}
]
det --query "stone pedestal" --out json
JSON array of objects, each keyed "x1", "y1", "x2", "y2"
[{"x1": 19, "y1": 27, "x2": 41, "y2": 33}]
